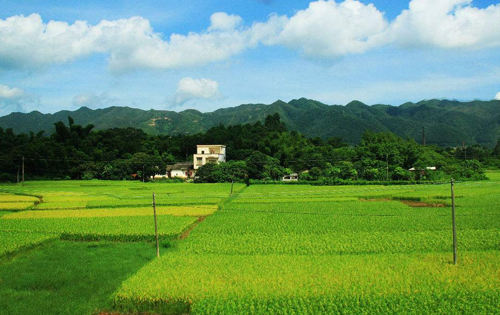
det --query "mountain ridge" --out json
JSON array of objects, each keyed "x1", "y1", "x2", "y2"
[{"x1": 1, "y1": 98, "x2": 499, "y2": 147}]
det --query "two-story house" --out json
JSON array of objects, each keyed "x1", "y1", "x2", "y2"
[
  {"x1": 193, "y1": 145, "x2": 226, "y2": 170},
  {"x1": 165, "y1": 145, "x2": 226, "y2": 179}
]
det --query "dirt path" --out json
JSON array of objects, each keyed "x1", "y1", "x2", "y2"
[
  {"x1": 400, "y1": 200, "x2": 446, "y2": 207},
  {"x1": 360, "y1": 198, "x2": 446, "y2": 208},
  {"x1": 178, "y1": 216, "x2": 206, "y2": 240}
]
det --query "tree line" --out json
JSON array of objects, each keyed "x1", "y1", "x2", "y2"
[{"x1": 0, "y1": 114, "x2": 498, "y2": 183}]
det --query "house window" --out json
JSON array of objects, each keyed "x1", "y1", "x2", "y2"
[
  {"x1": 201, "y1": 150, "x2": 205, "y2": 154},
  {"x1": 196, "y1": 157, "x2": 203, "y2": 165}
]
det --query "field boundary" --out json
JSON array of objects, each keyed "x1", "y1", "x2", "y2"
[
  {"x1": 179, "y1": 216, "x2": 207, "y2": 240},
  {"x1": 0, "y1": 236, "x2": 58, "y2": 261}
]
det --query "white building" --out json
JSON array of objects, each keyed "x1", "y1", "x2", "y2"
[
  {"x1": 167, "y1": 162, "x2": 194, "y2": 178},
  {"x1": 282, "y1": 173, "x2": 299, "y2": 181},
  {"x1": 193, "y1": 145, "x2": 226, "y2": 170}
]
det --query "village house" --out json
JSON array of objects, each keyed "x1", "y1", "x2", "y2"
[
  {"x1": 408, "y1": 166, "x2": 437, "y2": 173},
  {"x1": 282, "y1": 173, "x2": 299, "y2": 181},
  {"x1": 166, "y1": 145, "x2": 226, "y2": 179},
  {"x1": 193, "y1": 145, "x2": 226, "y2": 170},
  {"x1": 167, "y1": 162, "x2": 194, "y2": 179}
]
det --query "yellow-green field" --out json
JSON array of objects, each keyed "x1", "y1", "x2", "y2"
[{"x1": 0, "y1": 175, "x2": 499, "y2": 314}]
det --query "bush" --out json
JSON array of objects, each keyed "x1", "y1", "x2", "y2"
[{"x1": 0, "y1": 173, "x2": 15, "y2": 182}]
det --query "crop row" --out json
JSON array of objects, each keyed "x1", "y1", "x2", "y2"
[
  {"x1": 182, "y1": 228, "x2": 499, "y2": 255},
  {"x1": 0, "y1": 215, "x2": 197, "y2": 242},
  {"x1": 0, "y1": 202, "x2": 35, "y2": 211},
  {"x1": 3, "y1": 205, "x2": 217, "y2": 219},
  {"x1": 0, "y1": 230, "x2": 58, "y2": 257},
  {"x1": 0, "y1": 193, "x2": 39, "y2": 203}
]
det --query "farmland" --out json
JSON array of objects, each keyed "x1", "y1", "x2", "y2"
[{"x1": 0, "y1": 176, "x2": 499, "y2": 314}]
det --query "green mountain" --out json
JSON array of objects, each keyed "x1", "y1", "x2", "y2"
[{"x1": 1, "y1": 98, "x2": 499, "y2": 147}]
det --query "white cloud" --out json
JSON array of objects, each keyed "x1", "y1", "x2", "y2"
[
  {"x1": 0, "y1": 13, "x2": 261, "y2": 73},
  {"x1": 0, "y1": 84, "x2": 24, "y2": 99},
  {"x1": 208, "y1": 12, "x2": 243, "y2": 31},
  {"x1": 276, "y1": 0, "x2": 388, "y2": 58},
  {"x1": 72, "y1": 92, "x2": 117, "y2": 109},
  {"x1": 495, "y1": 92, "x2": 500, "y2": 100},
  {"x1": 0, "y1": 84, "x2": 37, "y2": 116},
  {"x1": 1, "y1": 1, "x2": 500, "y2": 73},
  {"x1": 171, "y1": 77, "x2": 221, "y2": 107},
  {"x1": 389, "y1": 0, "x2": 500, "y2": 48}
]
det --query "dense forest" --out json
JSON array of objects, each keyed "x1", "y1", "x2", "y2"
[
  {"x1": 0, "y1": 114, "x2": 499, "y2": 183},
  {"x1": 1, "y1": 98, "x2": 499, "y2": 147}
]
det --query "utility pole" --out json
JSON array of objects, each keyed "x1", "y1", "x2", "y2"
[
  {"x1": 143, "y1": 165, "x2": 145, "y2": 183},
  {"x1": 422, "y1": 126, "x2": 426, "y2": 146},
  {"x1": 451, "y1": 178, "x2": 457, "y2": 265},
  {"x1": 22, "y1": 156, "x2": 25, "y2": 185},
  {"x1": 230, "y1": 179, "x2": 234, "y2": 196},
  {"x1": 17, "y1": 165, "x2": 20, "y2": 184},
  {"x1": 153, "y1": 193, "x2": 160, "y2": 258},
  {"x1": 462, "y1": 142, "x2": 466, "y2": 160}
]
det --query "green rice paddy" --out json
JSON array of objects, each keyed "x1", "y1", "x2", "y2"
[{"x1": 0, "y1": 174, "x2": 498, "y2": 314}]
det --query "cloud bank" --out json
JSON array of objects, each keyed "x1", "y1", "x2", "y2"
[
  {"x1": 73, "y1": 92, "x2": 117, "y2": 109},
  {"x1": 277, "y1": 0, "x2": 388, "y2": 57},
  {"x1": 1, "y1": 0, "x2": 499, "y2": 73},
  {"x1": 0, "y1": 84, "x2": 35, "y2": 115},
  {"x1": 495, "y1": 92, "x2": 500, "y2": 100},
  {"x1": 171, "y1": 78, "x2": 221, "y2": 107}
]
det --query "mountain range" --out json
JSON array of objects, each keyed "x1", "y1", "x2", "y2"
[{"x1": 1, "y1": 98, "x2": 499, "y2": 147}]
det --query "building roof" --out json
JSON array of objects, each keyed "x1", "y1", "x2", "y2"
[
  {"x1": 196, "y1": 144, "x2": 226, "y2": 147},
  {"x1": 409, "y1": 166, "x2": 437, "y2": 171},
  {"x1": 167, "y1": 162, "x2": 194, "y2": 171}
]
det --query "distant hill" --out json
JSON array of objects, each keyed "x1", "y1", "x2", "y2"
[{"x1": 1, "y1": 98, "x2": 499, "y2": 147}]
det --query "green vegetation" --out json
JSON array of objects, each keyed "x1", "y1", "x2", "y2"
[
  {"x1": 0, "y1": 230, "x2": 57, "y2": 257},
  {"x1": 117, "y1": 252, "x2": 500, "y2": 315},
  {"x1": 1, "y1": 216, "x2": 197, "y2": 242},
  {"x1": 486, "y1": 169, "x2": 500, "y2": 181},
  {"x1": 0, "y1": 181, "x2": 227, "y2": 242},
  {"x1": 3, "y1": 205, "x2": 217, "y2": 219},
  {"x1": 114, "y1": 180, "x2": 500, "y2": 314},
  {"x1": 0, "y1": 98, "x2": 499, "y2": 147},
  {"x1": 0, "y1": 179, "x2": 498, "y2": 314},
  {"x1": 0, "y1": 181, "x2": 230, "y2": 314},
  {"x1": 0, "y1": 241, "x2": 155, "y2": 315},
  {"x1": 1, "y1": 112, "x2": 496, "y2": 183}
]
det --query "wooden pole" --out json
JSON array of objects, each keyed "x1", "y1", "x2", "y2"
[
  {"x1": 17, "y1": 165, "x2": 20, "y2": 184},
  {"x1": 451, "y1": 178, "x2": 457, "y2": 265},
  {"x1": 143, "y1": 165, "x2": 145, "y2": 183},
  {"x1": 153, "y1": 192, "x2": 160, "y2": 258},
  {"x1": 22, "y1": 156, "x2": 25, "y2": 185},
  {"x1": 230, "y1": 179, "x2": 234, "y2": 196}
]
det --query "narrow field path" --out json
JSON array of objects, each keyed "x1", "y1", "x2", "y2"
[
  {"x1": 179, "y1": 216, "x2": 206, "y2": 240},
  {"x1": 176, "y1": 184, "x2": 248, "y2": 242}
]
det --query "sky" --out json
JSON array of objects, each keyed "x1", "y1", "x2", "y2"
[{"x1": 1, "y1": 0, "x2": 500, "y2": 116}]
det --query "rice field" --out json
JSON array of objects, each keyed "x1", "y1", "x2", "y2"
[
  {"x1": 0, "y1": 230, "x2": 58, "y2": 257},
  {"x1": 0, "y1": 175, "x2": 499, "y2": 314}
]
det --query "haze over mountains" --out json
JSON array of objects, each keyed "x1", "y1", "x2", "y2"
[{"x1": 1, "y1": 98, "x2": 499, "y2": 147}]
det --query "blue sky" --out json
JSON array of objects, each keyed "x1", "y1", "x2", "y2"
[{"x1": 1, "y1": 0, "x2": 500, "y2": 116}]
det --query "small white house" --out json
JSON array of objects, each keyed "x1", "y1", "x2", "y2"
[
  {"x1": 167, "y1": 162, "x2": 194, "y2": 179},
  {"x1": 409, "y1": 167, "x2": 437, "y2": 171},
  {"x1": 193, "y1": 145, "x2": 226, "y2": 170},
  {"x1": 282, "y1": 173, "x2": 299, "y2": 181}
]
